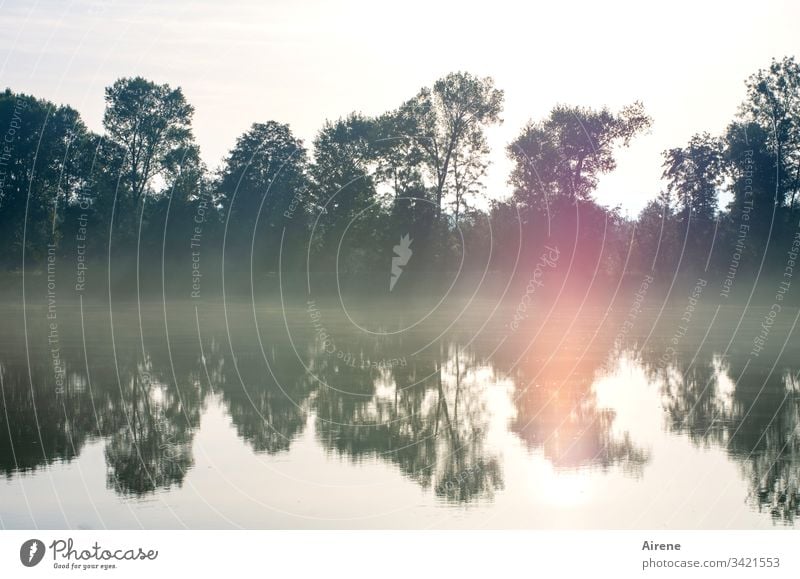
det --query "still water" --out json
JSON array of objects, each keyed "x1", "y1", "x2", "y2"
[{"x1": 1, "y1": 297, "x2": 798, "y2": 529}]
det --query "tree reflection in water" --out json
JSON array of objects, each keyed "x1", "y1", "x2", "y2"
[
  {"x1": 0, "y1": 303, "x2": 797, "y2": 524},
  {"x1": 641, "y1": 341, "x2": 800, "y2": 524}
]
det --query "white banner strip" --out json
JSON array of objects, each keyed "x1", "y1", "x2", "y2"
[{"x1": 1, "y1": 530, "x2": 798, "y2": 578}]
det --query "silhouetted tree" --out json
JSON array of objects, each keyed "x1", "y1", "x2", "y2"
[
  {"x1": 0, "y1": 90, "x2": 93, "y2": 268},
  {"x1": 308, "y1": 114, "x2": 386, "y2": 275},
  {"x1": 509, "y1": 102, "x2": 651, "y2": 220},
  {"x1": 740, "y1": 56, "x2": 800, "y2": 215},
  {"x1": 103, "y1": 77, "x2": 195, "y2": 210},
  {"x1": 390, "y1": 72, "x2": 503, "y2": 220},
  {"x1": 662, "y1": 133, "x2": 724, "y2": 221},
  {"x1": 217, "y1": 121, "x2": 308, "y2": 277}
]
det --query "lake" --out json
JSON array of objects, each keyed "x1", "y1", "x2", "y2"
[{"x1": 1, "y1": 295, "x2": 798, "y2": 529}]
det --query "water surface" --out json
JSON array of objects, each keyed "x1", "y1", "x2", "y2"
[{"x1": 1, "y1": 298, "x2": 798, "y2": 529}]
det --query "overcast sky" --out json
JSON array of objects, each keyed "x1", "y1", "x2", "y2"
[{"x1": 1, "y1": 0, "x2": 798, "y2": 215}]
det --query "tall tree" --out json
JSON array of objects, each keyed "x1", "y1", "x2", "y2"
[
  {"x1": 217, "y1": 121, "x2": 307, "y2": 274},
  {"x1": 662, "y1": 132, "x2": 724, "y2": 221},
  {"x1": 722, "y1": 121, "x2": 778, "y2": 264},
  {"x1": 509, "y1": 102, "x2": 651, "y2": 219},
  {"x1": 102, "y1": 77, "x2": 195, "y2": 209},
  {"x1": 660, "y1": 133, "x2": 724, "y2": 273},
  {"x1": 740, "y1": 56, "x2": 800, "y2": 213},
  {"x1": 0, "y1": 89, "x2": 92, "y2": 267},
  {"x1": 389, "y1": 72, "x2": 503, "y2": 220},
  {"x1": 308, "y1": 114, "x2": 386, "y2": 273}
]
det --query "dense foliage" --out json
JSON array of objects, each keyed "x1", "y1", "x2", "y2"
[{"x1": 2, "y1": 60, "x2": 798, "y2": 298}]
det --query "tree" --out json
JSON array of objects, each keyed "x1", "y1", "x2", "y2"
[
  {"x1": 722, "y1": 121, "x2": 778, "y2": 265},
  {"x1": 725, "y1": 122, "x2": 778, "y2": 213},
  {"x1": 662, "y1": 132, "x2": 724, "y2": 221},
  {"x1": 389, "y1": 72, "x2": 503, "y2": 220},
  {"x1": 102, "y1": 77, "x2": 195, "y2": 210},
  {"x1": 143, "y1": 143, "x2": 210, "y2": 277},
  {"x1": 660, "y1": 133, "x2": 724, "y2": 274},
  {"x1": 507, "y1": 103, "x2": 650, "y2": 289},
  {"x1": 0, "y1": 89, "x2": 93, "y2": 268},
  {"x1": 740, "y1": 56, "x2": 800, "y2": 214},
  {"x1": 509, "y1": 102, "x2": 651, "y2": 219},
  {"x1": 308, "y1": 114, "x2": 387, "y2": 274},
  {"x1": 217, "y1": 121, "x2": 308, "y2": 274},
  {"x1": 634, "y1": 191, "x2": 679, "y2": 275},
  {"x1": 373, "y1": 111, "x2": 425, "y2": 201}
]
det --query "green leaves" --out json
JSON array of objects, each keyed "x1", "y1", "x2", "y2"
[
  {"x1": 662, "y1": 132, "x2": 724, "y2": 220},
  {"x1": 509, "y1": 102, "x2": 652, "y2": 214},
  {"x1": 0, "y1": 90, "x2": 92, "y2": 265},
  {"x1": 103, "y1": 77, "x2": 196, "y2": 206},
  {"x1": 389, "y1": 72, "x2": 504, "y2": 218}
]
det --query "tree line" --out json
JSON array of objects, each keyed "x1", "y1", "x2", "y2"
[{"x1": 1, "y1": 58, "x2": 798, "y2": 297}]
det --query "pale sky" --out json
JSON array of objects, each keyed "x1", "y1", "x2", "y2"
[{"x1": 1, "y1": 0, "x2": 798, "y2": 216}]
